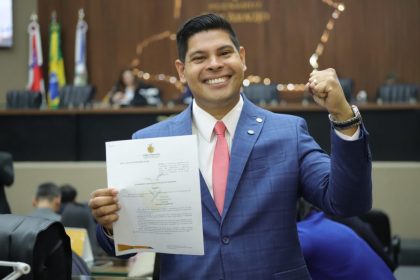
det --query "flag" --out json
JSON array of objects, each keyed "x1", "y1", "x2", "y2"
[
  {"x1": 27, "y1": 16, "x2": 45, "y2": 95},
  {"x1": 74, "y1": 9, "x2": 88, "y2": 86},
  {"x1": 48, "y1": 17, "x2": 66, "y2": 109}
]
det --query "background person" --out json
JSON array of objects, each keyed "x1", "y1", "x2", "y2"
[
  {"x1": 107, "y1": 68, "x2": 161, "y2": 107},
  {"x1": 108, "y1": 68, "x2": 145, "y2": 107},
  {"x1": 30, "y1": 182, "x2": 61, "y2": 222},
  {"x1": 59, "y1": 183, "x2": 78, "y2": 214},
  {"x1": 60, "y1": 184, "x2": 104, "y2": 256},
  {"x1": 298, "y1": 209, "x2": 396, "y2": 279}
]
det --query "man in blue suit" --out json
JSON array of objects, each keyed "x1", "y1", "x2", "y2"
[{"x1": 89, "y1": 13, "x2": 372, "y2": 279}]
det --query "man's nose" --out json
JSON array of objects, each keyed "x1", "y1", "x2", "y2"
[{"x1": 207, "y1": 56, "x2": 223, "y2": 71}]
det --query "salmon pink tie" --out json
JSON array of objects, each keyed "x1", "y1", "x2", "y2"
[{"x1": 213, "y1": 121, "x2": 229, "y2": 215}]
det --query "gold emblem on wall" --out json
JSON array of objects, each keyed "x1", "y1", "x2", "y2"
[
  {"x1": 207, "y1": 0, "x2": 270, "y2": 23},
  {"x1": 173, "y1": 0, "x2": 270, "y2": 23}
]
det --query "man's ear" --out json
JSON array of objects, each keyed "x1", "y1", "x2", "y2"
[
  {"x1": 175, "y1": 59, "x2": 187, "y2": 83},
  {"x1": 239, "y1": 46, "x2": 247, "y2": 72},
  {"x1": 32, "y1": 198, "x2": 37, "y2": 207},
  {"x1": 53, "y1": 197, "x2": 61, "y2": 212}
]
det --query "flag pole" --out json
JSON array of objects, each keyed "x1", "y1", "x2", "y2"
[
  {"x1": 74, "y1": 8, "x2": 88, "y2": 86},
  {"x1": 27, "y1": 12, "x2": 47, "y2": 108},
  {"x1": 48, "y1": 10, "x2": 66, "y2": 109}
]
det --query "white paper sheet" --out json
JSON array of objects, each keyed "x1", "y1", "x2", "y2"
[{"x1": 106, "y1": 135, "x2": 204, "y2": 256}]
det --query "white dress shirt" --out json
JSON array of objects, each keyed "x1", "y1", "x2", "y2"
[{"x1": 192, "y1": 97, "x2": 243, "y2": 197}]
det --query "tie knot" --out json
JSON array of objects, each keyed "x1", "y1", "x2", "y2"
[{"x1": 214, "y1": 121, "x2": 226, "y2": 136}]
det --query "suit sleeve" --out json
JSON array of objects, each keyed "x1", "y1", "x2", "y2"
[
  {"x1": 297, "y1": 118, "x2": 372, "y2": 217},
  {"x1": 96, "y1": 225, "x2": 134, "y2": 259}
]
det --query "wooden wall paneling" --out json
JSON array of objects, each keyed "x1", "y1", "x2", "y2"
[{"x1": 36, "y1": 0, "x2": 420, "y2": 103}]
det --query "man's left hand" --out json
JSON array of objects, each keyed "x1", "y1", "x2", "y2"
[{"x1": 306, "y1": 68, "x2": 353, "y2": 121}]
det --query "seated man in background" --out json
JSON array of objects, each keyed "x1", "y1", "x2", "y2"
[
  {"x1": 60, "y1": 184, "x2": 104, "y2": 256},
  {"x1": 297, "y1": 200, "x2": 396, "y2": 279},
  {"x1": 59, "y1": 183, "x2": 79, "y2": 214},
  {"x1": 29, "y1": 182, "x2": 61, "y2": 222},
  {"x1": 28, "y1": 183, "x2": 91, "y2": 277}
]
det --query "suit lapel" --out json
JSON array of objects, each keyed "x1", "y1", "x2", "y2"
[
  {"x1": 222, "y1": 98, "x2": 265, "y2": 222},
  {"x1": 168, "y1": 105, "x2": 193, "y2": 136},
  {"x1": 170, "y1": 104, "x2": 221, "y2": 221},
  {"x1": 199, "y1": 173, "x2": 221, "y2": 221},
  {"x1": 172, "y1": 99, "x2": 266, "y2": 223}
]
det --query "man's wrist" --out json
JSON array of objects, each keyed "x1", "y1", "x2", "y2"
[
  {"x1": 329, "y1": 105, "x2": 362, "y2": 130},
  {"x1": 329, "y1": 104, "x2": 354, "y2": 121}
]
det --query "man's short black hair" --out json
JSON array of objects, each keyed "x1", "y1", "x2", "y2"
[
  {"x1": 60, "y1": 184, "x2": 77, "y2": 203},
  {"x1": 35, "y1": 182, "x2": 60, "y2": 201},
  {"x1": 176, "y1": 13, "x2": 240, "y2": 63}
]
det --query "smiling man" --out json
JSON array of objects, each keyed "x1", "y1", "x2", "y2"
[{"x1": 89, "y1": 13, "x2": 372, "y2": 279}]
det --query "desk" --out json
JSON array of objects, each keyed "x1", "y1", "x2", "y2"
[
  {"x1": 72, "y1": 277, "x2": 150, "y2": 280},
  {"x1": 0, "y1": 103, "x2": 419, "y2": 161},
  {"x1": 89, "y1": 258, "x2": 129, "y2": 278},
  {"x1": 90, "y1": 265, "x2": 129, "y2": 278},
  {"x1": 394, "y1": 265, "x2": 420, "y2": 279},
  {"x1": 89, "y1": 256, "x2": 154, "y2": 279}
]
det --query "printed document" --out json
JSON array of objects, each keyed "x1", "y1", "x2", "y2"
[{"x1": 106, "y1": 135, "x2": 204, "y2": 256}]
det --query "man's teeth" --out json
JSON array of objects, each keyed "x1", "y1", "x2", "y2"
[{"x1": 206, "y1": 77, "x2": 228, "y2": 84}]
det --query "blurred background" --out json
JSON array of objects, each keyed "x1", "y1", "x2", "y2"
[{"x1": 0, "y1": 0, "x2": 419, "y2": 278}]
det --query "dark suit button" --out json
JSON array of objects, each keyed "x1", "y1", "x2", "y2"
[{"x1": 222, "y1": 236, "x2": 230, "y2": 244}]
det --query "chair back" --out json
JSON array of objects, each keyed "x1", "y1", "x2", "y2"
[
  {"x1": 0, "y1": 151, "x2": 14, "y2": 187},
  {"x1": 338, "y1": 78, "x2": 354, "y2": 102},
  {"x1": 59, "y1": 85, "x2": 96, "y2": 108},
  {"x1": 0, "y1": 151, "x2": 14, "y2": 214},
  {"x1": 243, "y1": 84, "x2": 279, "y2": 105},
  {"x1": 359, "y1": 209, "x2": 391, "y2": 251},
  {"x1": 6, "y1": 90, "x2": 42, "y2": 109},
  {"x1": 0, "y1": 214, "x2": 72, "y2": 279},
  {"x1": 377, "y1": 84, "x2": 418, "y2": 103},
  {"x1": 359, "y1": 209, "x2": 401, "y2": 266}
]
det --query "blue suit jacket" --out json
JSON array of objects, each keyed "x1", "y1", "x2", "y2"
[{"x1": 98, "y1": 96, "x2": 372, "y2": 280}]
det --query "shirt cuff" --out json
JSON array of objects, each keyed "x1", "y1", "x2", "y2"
[
  {"x1": 102, "y1": 226, "x2": 114, "y2": 240},
  {"x1": 334, "y1": 126, "x2": 360, "y2": 141}
]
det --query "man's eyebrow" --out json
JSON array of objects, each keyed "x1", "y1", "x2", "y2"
[
  {"x1": 188, "y1": 50, "x2": 206, "y2": 58},
  {"x1": 218, "y1": 45, "x2": 235, "y2": 50},
  {"x1": 188, "y1": 44, "x2": 235, "y2": 58}
]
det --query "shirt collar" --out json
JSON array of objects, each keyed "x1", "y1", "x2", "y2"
[{"x1": 192, "y1": 96, "x2": 243, "y2": 142}]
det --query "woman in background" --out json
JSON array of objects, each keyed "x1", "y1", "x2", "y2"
[
  {"x1": 108, "y1": 68, "x2": 146, "y2": 107},
  {"x1": 108, "y1": 68, "x2": 161, "y2": 107}
]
